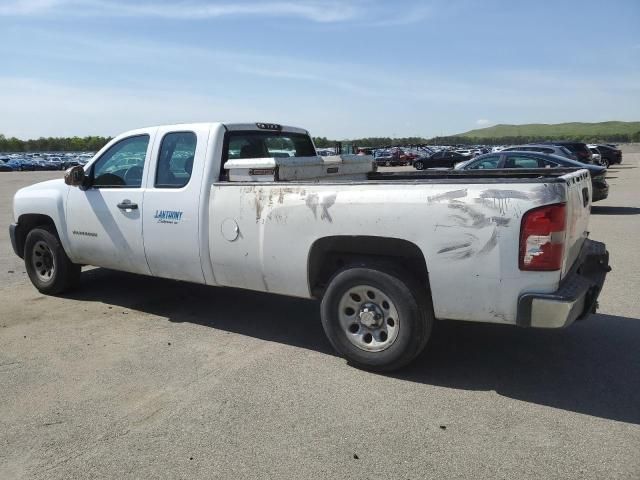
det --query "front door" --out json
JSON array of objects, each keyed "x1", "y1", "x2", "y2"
[{"x1": 66, "y1": 132, "x2": 155, "y2": 275}]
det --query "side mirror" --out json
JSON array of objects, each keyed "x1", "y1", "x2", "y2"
[{"x1": 64, "y1": 165, "x2": 86, "y2": 187}]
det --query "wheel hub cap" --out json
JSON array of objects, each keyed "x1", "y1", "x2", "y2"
[
  {"x1": 338, "y1": 285, "x2": 400, "y2": 352},
  {"x1": 32, "y1": 240, "x2": 55, "y2": 283},
  {"x1": 359, "y1": 302, "x2": 383, "y2": 328}
]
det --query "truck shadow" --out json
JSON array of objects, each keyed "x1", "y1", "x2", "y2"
[
  {"x1": 398, "y1": 315, "x2": 640, "y2": 425},
  {"x1": 67, "y1": 268, "x2": 640, "y2": 425}
]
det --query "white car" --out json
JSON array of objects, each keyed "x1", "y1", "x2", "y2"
[
  {"x1": 588, "y1": 145, "x2": 602, "y2": 165},
  {"x1": 10, "y1": 122, "x2": 610, "y2": 371},
  {"x1": 454, "y1": 149, "x2": 473, "y2": 156}
]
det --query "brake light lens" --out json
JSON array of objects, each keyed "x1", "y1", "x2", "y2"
[{"x1": 519, "y1": 203, "x2": 566, "y2": 271}]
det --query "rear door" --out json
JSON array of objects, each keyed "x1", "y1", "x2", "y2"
[{"x1": 142, "y1": 125, "x2": 210, "y2": 283}]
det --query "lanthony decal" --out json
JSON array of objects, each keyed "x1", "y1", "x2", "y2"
[{"x1": 154, "y1": 210, "x2": 184, "y2": 224}]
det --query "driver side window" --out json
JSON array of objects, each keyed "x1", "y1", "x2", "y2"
[{"x1": 92, "y1": 135, "x2": 150, "y2": 188}]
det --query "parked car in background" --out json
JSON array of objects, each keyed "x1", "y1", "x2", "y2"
[
  {"x1": 454, "y1": 149, "x2": 474, "y2": 157},
  {"x1": 61, "y1": 157, "x2": 84, "y2": 169},
  {"x1": 4, "y1": 159, "x2": 34, "y2": 171},
  {"x1": 374, "y1": 149, "x2": 398, "y2": 166},
  {"x1": 456, "y1": 151, "x2": 609, "y2": 201},
  {"x1": 0, "y1": 161, "x2": 13, "y2": 172},
  {"x1": 29, "y1": 159, "x2": 49, "y2": 171},
  {"x1": 592, "y1": 144, "x2": 622, "y2": 168},
  {"x1": 414, "y1": 150, "x2": 469, "y2": 170},
  {"x1": 46, "y1": 157, "x2": 65, "y2": 170},
  {"x1": 316, "y1": 149, "x2": 334, "y2": 157},
  {"x1": 588, "y1": 145, "x2": 602, "y2": 165},
  {"x1": 502, "y1": 144, "x2": 576, "y2": 160},
  {"x1": 374, "y1": 148, "x2": 409, "y2": 166},
  {"x1": 543, "y1": 141, "x2": 593, "y2": 164}
]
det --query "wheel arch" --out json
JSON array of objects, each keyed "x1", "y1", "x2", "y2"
[
  {"x1": 307, "y1": 235, "x2": 431, "y2": 299},
  {"x1": 14, "y1": 214, "x2": 58, "y2": 259}
]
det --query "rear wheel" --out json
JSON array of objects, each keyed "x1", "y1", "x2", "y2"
[
  {"x1": 320, "y1": 265, "x2": 433, "y2": 371},
  {"x1": 24, "y1": 227, "x2": 81, "y2": 295},
  {"x1": 602, "y1": 158, "x2": 610, "y2": 168},
  {"x1": 414, "y1": 160, "x2": 424, "y2": 170}
]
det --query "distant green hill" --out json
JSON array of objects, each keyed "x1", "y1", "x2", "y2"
[{"x1": 457, "y1": 121, "x2": 640, "y2": 140}]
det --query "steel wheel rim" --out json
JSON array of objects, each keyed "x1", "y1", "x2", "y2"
[
  {"x1": 338, "y1": 285, "x2": 400, "y2": 352},
  {"x1": 31, "y1": 240, "x2": 55, "y2": 283}
]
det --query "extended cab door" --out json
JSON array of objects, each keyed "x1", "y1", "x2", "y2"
[
  {"x1": 66, "y1": 130, "x2": 155, "y2": 274},
  {"x1": 141, "y1": 125, "x2": 209, "y2": 283}
]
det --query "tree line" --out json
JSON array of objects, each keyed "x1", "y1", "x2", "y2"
[
  {"x1": 2, "y1": 131, "x2": 639, "y2": 153},
  {"x1": 0, "y1": 135, "x2": 112, "y2": 153},
  {"x1": 314, "y1": 132, "x2": 640, "y2": 148}
]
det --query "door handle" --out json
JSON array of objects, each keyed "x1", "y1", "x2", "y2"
[{"x1": 117, "y1": 200, "x2": 138, "y2": 210}]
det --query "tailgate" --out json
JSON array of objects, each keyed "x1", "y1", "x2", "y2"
[{"x1": 561, "y1": 169, "x2": 592, "y2": 277}]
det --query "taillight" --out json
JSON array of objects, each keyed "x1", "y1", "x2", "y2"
[{"x1": 519, "y1": 203, "x2": 566, "y2": 271}]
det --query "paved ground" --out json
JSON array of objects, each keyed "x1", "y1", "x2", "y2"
[{"x1": 1, "y1": 154, "x2": 639, "y2": 479}]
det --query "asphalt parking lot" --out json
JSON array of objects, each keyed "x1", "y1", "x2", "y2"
[{"x1": 1, "y1": 151, "x2": 639, "y2": 479}]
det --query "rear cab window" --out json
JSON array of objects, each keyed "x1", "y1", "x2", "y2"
[
  {"x1": 221, "y1": 130, "x2": 316, "y2": 180},
  {"x1": 226, "y1": 131, "x2": 316, "y2": 160}
]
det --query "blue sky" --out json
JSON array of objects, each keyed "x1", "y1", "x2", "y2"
[{"x1": 0, "y1": 0, "x2": 639, "y2": 139}]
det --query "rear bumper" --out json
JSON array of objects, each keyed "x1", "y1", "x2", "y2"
[{"x1": 517, "y1": 239, "x2": 610, "y2": 328}]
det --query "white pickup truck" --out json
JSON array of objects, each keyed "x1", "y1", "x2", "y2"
[{"x1": 10, "y1": 122, "x2": 610, "y2": 371}]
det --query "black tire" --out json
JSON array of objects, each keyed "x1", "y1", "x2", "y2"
[
  {"x1": 385, "y1": 160, "x2": 391, "y2": 167},
  {"x1": 602, "y1": 158, "x2": 610, "y2": 168},
  {"x1": 24, "y1": 226, "x2": 81, "y2": 295},
  {"x1": 414, "y1": 160, "x2": 424, "y2": 170},
  {"x1": 320, "y1": 265, "x2": 433, "y2": 372}
]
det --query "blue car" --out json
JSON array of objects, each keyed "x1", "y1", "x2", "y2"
[{"x1": 6, "y1": 158, "x2": 36, "y2": 171}]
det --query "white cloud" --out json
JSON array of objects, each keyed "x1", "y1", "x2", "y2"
[
  {"x1": 0, "y1": 0, "x2": 436, "y2": 25},
  {"x1": 476, "y1": 119, "x2": 491, "y2": 126},
  {"x1": 0, "y1": 0, "x2": 352, "y2": 21},
  {"x1": 0, "y1": 0, "x2": 65, "y2": 15}
]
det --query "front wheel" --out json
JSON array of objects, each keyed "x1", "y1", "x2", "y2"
[
  {"x1": 24, "y1": 227, "x2": 81, "y2": 295},
  {"x1": 320, "y1": 265, "x2": 433, "y2": 371}
]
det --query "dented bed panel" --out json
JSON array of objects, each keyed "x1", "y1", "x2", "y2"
[{"x1": 207, "y1": 179, "x2": 579, "y2": 325}]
